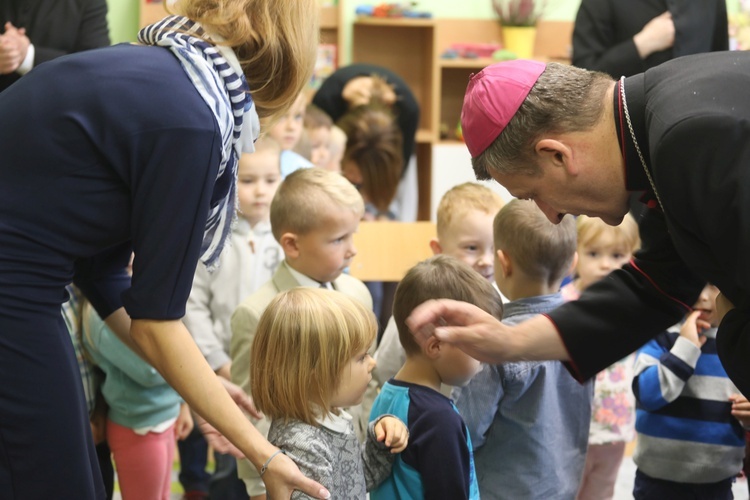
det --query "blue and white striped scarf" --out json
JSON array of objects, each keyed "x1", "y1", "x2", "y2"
[{"x1": 138, "y1": 16, "x2": 259, "y2": 270}]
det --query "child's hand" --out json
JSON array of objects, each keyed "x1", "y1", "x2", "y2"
[
  {"x1": 730, "y1": 394, "x2": 750, "y2": 428},
  {"x1": 374, "y1": 416, "x2": 409, "y2": 453},
  {"x1": 175, "y1": 403, "x2": 194, "y2": 440},
  {"x1": 680, "y1": 310, "x2": 709, "y2": 348}
]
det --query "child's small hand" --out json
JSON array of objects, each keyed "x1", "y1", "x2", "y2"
[
  {"x1": 680, "y1": 310, "x2": 709, "y2": 348},
  {"x1": 175, "y1": 403, "x2": 194, "y2": 440},
  {"x1": 730, "y1": 394, "x2": 750, "y2": 428},
  {"x1": 374, "y1": 416, "x2": 409, "y2": 453}
]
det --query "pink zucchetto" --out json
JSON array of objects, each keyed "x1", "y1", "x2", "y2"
[{"x1": 461, "y1": 59, "x2": 546, "y2": 158}]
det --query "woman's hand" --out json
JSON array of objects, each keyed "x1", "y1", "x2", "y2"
[
  {"x1": 261, "y1": 450, "x2": 332, "y2": 499},
  {"x1": 217, "y1": 376, "x2": 262, "y2": 419},
  {"x1": 342, "y1": 76, "x2": 374, "y2": 107}
]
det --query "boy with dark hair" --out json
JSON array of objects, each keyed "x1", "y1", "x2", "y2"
[{"x1": 370, "y1": 254, "x2": 502, "y2": 499}]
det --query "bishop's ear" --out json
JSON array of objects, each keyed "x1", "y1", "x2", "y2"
[{"x1": 535, "y1": 138, "x2": 576, "y2": 175}]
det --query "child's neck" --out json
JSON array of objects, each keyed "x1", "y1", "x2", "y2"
[
  {"x1": 501, "y1": 278, "x2": 562, "y2": 302},
  {"x1": 394, "y1": 356, "x2": 442, "y2": 393}
]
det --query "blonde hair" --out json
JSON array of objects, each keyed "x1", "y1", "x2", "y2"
[
  {"x1": 238, "y1": 136, "x2": 281, "y2": 175},
  {"x1": 394, "y1": 255, "x2": 503, "y2": 356},
  {"x1": 576, "y1": 214, "x2": 640, "y2": 253},
  {"x1": 493, "y1": 199, "x2": 577, "y2": 287},
  {"x1": 270, "y1": 167, "x2": 364, "y2": 240},
  {"x1": 250, "y1": 135, "x2": 282, "y2": 157},
  {"x1": 329, "y1": 125, "x2": 347, "y2": 150},
  {"x1": 250, "y1": 288, "x2": 377, "y2": 425},
  {"x1": 436, "y1": 183, "x2": 505, "y2": 241},
  {"x1": 174, "y1": 0, "x2": 319, "y2": 120}
]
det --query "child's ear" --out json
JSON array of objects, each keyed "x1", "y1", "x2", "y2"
[
  {"x1": 429, "y1": 238, "x2": 442, "y2": 256},
  {"x1": 496, "y1": 249, "x2": 512, "y2": 278},
  {"x1": 279, "y1": 232, "x2": 300, "y2": 259},
  {"x1": 568, "y1": 251, "x2": 579, "y2": 276},
  {"x1": 423, "y1": 336, "x2": 442, "y2": 360}
]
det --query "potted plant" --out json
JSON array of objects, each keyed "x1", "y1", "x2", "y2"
[{"x1": 492, "y1": 0, "x2": 546, "y2": 59}]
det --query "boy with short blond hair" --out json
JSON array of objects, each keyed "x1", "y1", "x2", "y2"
[
  {"x1": 373, "y1": 182, "x2": 504, "y2": 385},
  {"x1": 230, "y1": 167, "x2": 372, "y2": 499},
  {"x1": 370, "y1": 255, "x2": 503, "y2": 499},
  {"x1": 453, "y1": 199, "x2": 594, "y2": 500}
]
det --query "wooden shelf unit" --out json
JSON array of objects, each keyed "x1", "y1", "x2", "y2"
[{"x1": 319, "y1": 2, "x2": 346, "y2": 66}]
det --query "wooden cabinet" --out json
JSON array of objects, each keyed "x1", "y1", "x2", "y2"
[
  {"x1": 351, "y1": 17, "x2": 572, "y2": 219},
  {"x1": 320, "y1": 2, "x2": 345, "y2": 66}
]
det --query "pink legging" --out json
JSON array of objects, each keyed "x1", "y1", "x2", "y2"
[
  {"x1": 576, "y1": 441, "x2": 627, "y2": 500},
  {"x1": 107, "y1": 419, "x2": 176, "y2": 500}
]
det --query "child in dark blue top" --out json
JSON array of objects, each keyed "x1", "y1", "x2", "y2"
[{"x1": 370, "y1": 255, "x2": 503, "y2": 499}]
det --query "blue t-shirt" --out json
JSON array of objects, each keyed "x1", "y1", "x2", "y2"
[{"x1": 369, "y1": 379, "x2": 479, "y2": 499}]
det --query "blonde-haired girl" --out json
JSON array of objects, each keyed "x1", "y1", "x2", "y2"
[
  {"x1": 562, "y1": 214, "x2": 641, "y2": 500},
  {"x1": 251, "y1": 288, "x2": 409, "y2": 499}
]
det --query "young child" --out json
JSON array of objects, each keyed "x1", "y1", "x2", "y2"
[
  {"x1": 62, "y1": 285, "x2": 114, "y2": 500},
  {"x1": 324, "y1": 125, "x2": 347, "y2": 174},
  {"x1": 81, "y1": 301, "x2": 193, "y2": 500},
  {"x1": 373, "y1": 182, "x2": 505, "y2": 386},
  {"x1": 250, "y1": 287, "x2": 408, "y2": 499},
  {"x1": 302, "y1": 103, "x2": 333, "y2": 168},
  {"x1": 370, "y1": 254, "x2": 503, "y2": 499},
  {"x1": 180, "y1": 136, "x2": 283, "y2": 500},
  {"x1": 264, "y1": 91, "x2": 313, "y2": 177},
  {"x1": 453, "y1": 199, "x2": 593, "y2": 500},
  {"x1": 230, "y1": 167, "x2": 373, "y2": 498},
  {"x1": 632, "y1": 283, "x2": 750, "y2": 499},
  {"x1": 563, "y1": 214, "x2": 640, "y2": 500}
]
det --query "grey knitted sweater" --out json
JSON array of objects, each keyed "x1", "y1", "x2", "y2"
[{"x1": 268, "y1": 411, "x2": 396, "y2": 499}]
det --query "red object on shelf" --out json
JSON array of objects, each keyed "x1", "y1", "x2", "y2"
[{"x1": 450, "y1": 42, "x2": 502, "y2": 58}]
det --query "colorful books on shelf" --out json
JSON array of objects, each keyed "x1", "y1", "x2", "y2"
[{"x1": 309, "y1": 43, "x2": 337, "y2": 89}]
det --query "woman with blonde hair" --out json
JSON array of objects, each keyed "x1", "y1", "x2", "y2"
[
  {"x1": 0, "y1": 0, "x2": 329, "y2": 498},
  {"x1": 313, "y1": 64, "x2": 419, "y2": 221}
]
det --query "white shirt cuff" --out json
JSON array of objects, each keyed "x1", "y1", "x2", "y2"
[{"x1": 16, "y1": 44, "x2": 34, "y2": 75}]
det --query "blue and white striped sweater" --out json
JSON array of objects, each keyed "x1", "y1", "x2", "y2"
[{"x1": 632, "y1": 327, "x2": 745, "y2": 483}]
